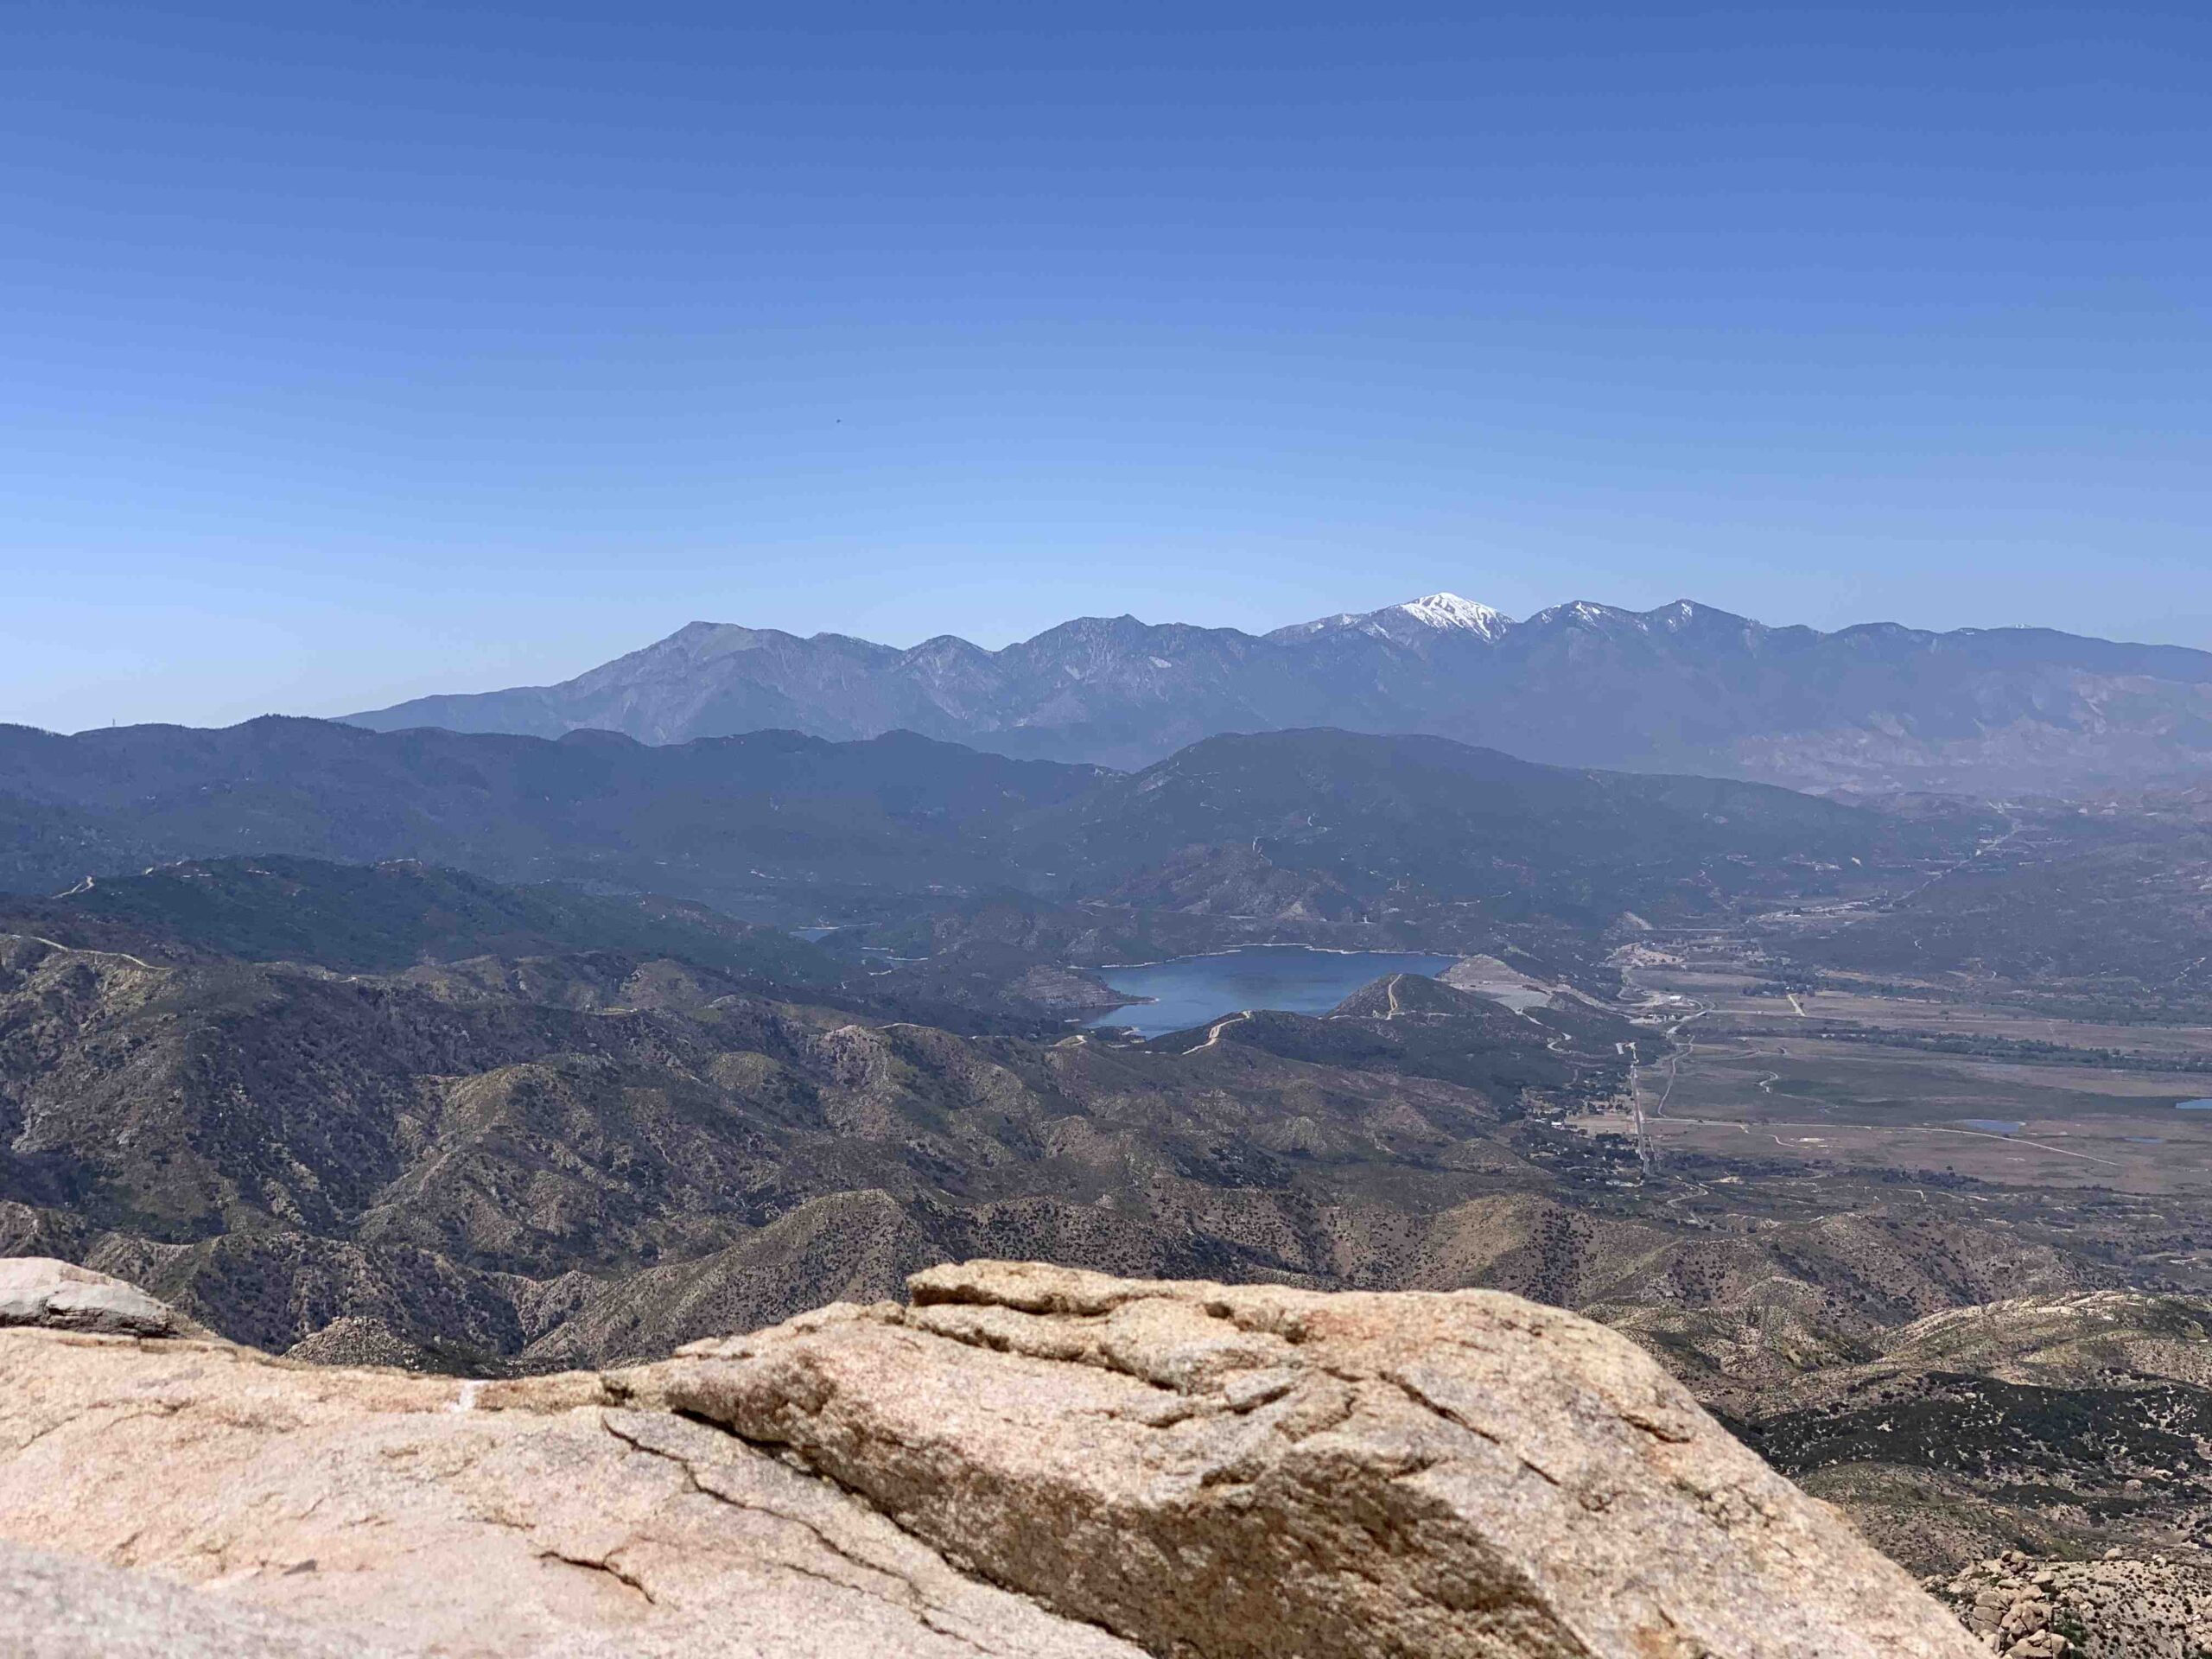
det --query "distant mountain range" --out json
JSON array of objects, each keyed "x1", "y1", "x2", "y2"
[{"x1": 346, "y1": 595, "x2": 2212, "y2": 794}]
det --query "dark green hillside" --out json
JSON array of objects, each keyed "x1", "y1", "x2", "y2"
[
  {"x1": 1173, "y1": 985, "x2": 1643, "y2": 1099},
  {"x1": 0, "y1": 855, "x2": 838, "y2": 982},
  {"x1": 0, "y1": 718, "x2": 1989, "y2": 953},
  {"x1": 0, "y1": 718, "x2": 1101, "y2": 912},
  {"x1": 1031, "y1": 729, "x2": 1974, "y2": 924}
]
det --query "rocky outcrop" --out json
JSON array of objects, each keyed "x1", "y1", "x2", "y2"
[
  {"x1": 0, "y1": 1256, "x2": 1985, "y2": 1658},
  {"x1": 0, "y1": 1257, "x2": 200, "y2": 1338},
  {"x1": 1936, "y1": 1551, "x2": 2212, "y2": 1657},
  {"x1": 655, "y1": 1260, "x2": 1982, "y2": 1659},
  {"x1": 0, "y1": 1320, "x2": 1137, "y2": 1656}
]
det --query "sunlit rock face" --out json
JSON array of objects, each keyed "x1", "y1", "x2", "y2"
[{"x1": 0, "y1": 1255, "x2": 1981, "y2": 1659}]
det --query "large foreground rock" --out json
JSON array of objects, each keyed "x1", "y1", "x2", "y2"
[
  {"x1": 657, "y1": 1260, "x2": 1983, "y2": 1659},
  {"x1": 0, "y1": 1257, "x2": 1983, "y2": 1658},
  {"x1": 0, "y1": 1325, "x2": 1139, "y2": 1657}
]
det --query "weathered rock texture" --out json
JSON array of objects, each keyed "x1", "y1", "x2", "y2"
[
  {"x1": 657, "y1": 1260, "x2": 1985, "y2": 1659},
  {"x1": 0, "y1": 1256, "x2": 1986, "y2": 1659},
  {"x1": 0, "y1": 1540, "x2": 392, "y2": 1659},
  {"x1": 0, "y1": 1277, "x2": 1139, "y2": 1657},
  {"x1": 0, "y1": 1257, "x2": 199, "y2": 1338}
]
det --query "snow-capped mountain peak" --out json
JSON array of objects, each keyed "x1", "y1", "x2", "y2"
[
  {"x1": 1266, "y1": 592, "x2": 1512, "y2": 646},
  {"x1": 1387, "y1": 593, "x2": 1509, "y2": 636}
]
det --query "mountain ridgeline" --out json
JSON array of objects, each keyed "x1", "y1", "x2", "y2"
[
  {"x1": 0, "y1": 719, "x2": 1972, "y2": 943},
  {"x1": 346, "y1": 594, "x2": 2212, "y2": 793}
]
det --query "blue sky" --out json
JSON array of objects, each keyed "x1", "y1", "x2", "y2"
[{"x1": 3, "y1": 2, "x2": 2207, "y2": 731}]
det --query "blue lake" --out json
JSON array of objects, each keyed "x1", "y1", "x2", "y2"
[
  {"x1": 1957, "y1": 1119, "x2": 2024, "y2": 1135},
  {"x1": 2178, "y1": 1100, "x2": 2212, "y2": 1111},
  {"x1": 1081, "y1": 946, "x2": 1460, "y2": 1039}
]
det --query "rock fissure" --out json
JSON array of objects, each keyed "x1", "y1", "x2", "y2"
[
  {"x1": 6, "y1": 1396, "x2": 184, "y2": 1457},
  {"x1": 599, "y1": 1409, "x2": 925, "y2": 1600},
  {"x1": 605, "y1": 1403, "x2": 1122, "y2": 1659},
  {"x1": 760, "y1": 1552, "x2": 1006, "y2": 1658},
  {"x1": 536, "y1": 1545, "x2": 657, "y2": 1605},
  {"x1": 626, "y1": 1406, "x2": 1150, "y2": 1655},
  {"x1": 647, "y1": 1261, "x2": 1987, "y2": 1659}
]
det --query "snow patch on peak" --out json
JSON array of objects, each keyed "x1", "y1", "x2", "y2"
[
  {"x1": 1389, "y1": 593, "x2": 1510, "y2": 636},
  {"x1": 1529, "y1": 601, "x2": 1619, "y2": 629},
  {"x1": 1268, "y1": 592, "x2": 1513, "y2": 645}
]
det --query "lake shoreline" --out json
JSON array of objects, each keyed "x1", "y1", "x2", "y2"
[{"x1": 1079, "y1": 944, "x2": 1463, "y2": 1039}]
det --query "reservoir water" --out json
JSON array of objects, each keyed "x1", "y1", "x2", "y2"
[{"x1": 1081, "y1": 945, "x2": 1459, "y2": 1039}]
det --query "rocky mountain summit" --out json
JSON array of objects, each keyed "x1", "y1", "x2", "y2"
[
  {"x1": 345, "y1": 594, "x2": 2212, "y2": 793},
  {"x1": 0, "y1": 1256, "x2": 1982, "y2": 1658}
]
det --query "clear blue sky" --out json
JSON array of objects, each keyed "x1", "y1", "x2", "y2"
[{"x1": 3, "y1": 2, "x2": 2207, "y2": 732}]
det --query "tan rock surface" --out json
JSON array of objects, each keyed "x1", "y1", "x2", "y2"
[
  {"x1": 0, "y1": 1257, "x2": 202, "y2": 1338},
  {"x1": 660, "y1": 1259, "x2": 1987, "y2": 1659},
  {"x1": 0, "y1": 1325, "x2": 1138, "y2": 1658},
  {"x1": 0, "y1": 1256, "x2": 1993, "y2": 1658},
  {"x1": 0, "y1": 1539, "x2": 394, "y2": 1658}
]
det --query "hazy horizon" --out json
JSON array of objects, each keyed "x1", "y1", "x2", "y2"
[{"x1": 17, "y1": 581, "x2": 2212, "y2": 739}]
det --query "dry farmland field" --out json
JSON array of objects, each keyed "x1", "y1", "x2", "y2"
[{"x1": 1570, "y1": 918, "x2": 2212, "y2": 1291}]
